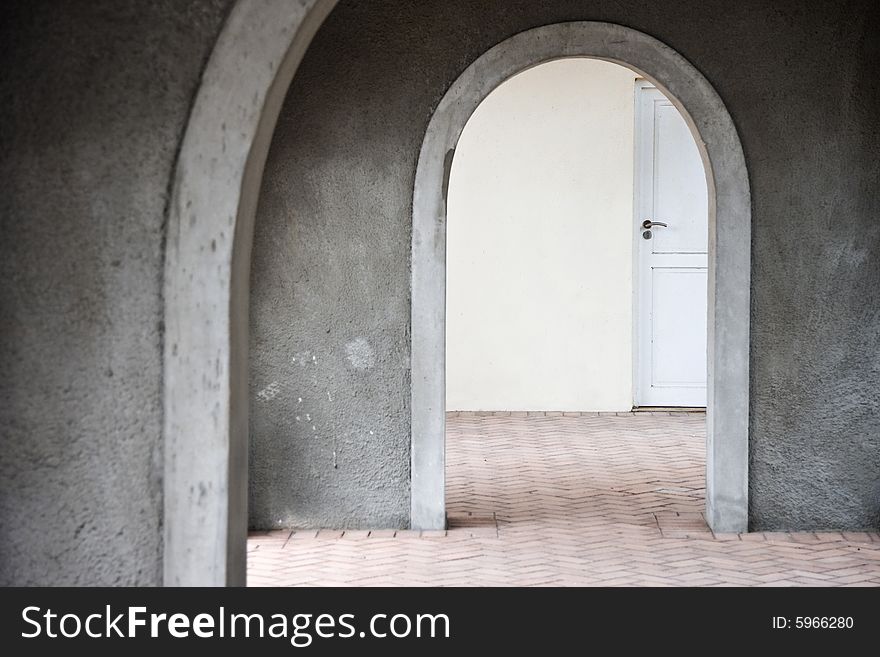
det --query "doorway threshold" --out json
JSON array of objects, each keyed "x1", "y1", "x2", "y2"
[{"x1": 632, "y1": 406, "x2": 706, "y2": 413}]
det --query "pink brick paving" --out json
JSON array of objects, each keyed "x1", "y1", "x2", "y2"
[{"x1": 247, "y1": 413, "x2": 880, "y2": 586}]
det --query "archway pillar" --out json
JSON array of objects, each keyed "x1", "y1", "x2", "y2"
[{"x1": 163, "y1": 0, "x2": 338, "y2": 587}]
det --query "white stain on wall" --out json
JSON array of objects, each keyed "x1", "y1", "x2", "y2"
[
  {"x1": 256, "y1": 381, "x2": 280, "y2": 401},
  {"x1": 345, "y1": 337, "x2": 376, "y2": 370},
  {"x1": 291, "y1": 351, "x2": 312, "y2": 366}
]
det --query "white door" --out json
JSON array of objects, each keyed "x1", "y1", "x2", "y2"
[{"x1": 635, "y1": 83, "x2": 708, "y2": 407}]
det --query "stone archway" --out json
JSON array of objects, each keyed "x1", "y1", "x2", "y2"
[
  {"x1": 162, "y1": 0, "x2": 338, "y2": 587},
  {"x1": 164, "y1": 10, "x2": 750, "y2": 586},
  {"x1": 411, "y1": 22, "x2": 750, "y2": 533}
]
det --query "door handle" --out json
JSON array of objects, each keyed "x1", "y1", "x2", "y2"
[{"x1": 642, "y1": 219, "x2": 668, "y2": 229}]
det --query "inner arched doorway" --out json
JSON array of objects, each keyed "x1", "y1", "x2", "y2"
[{"x1": 410, "y1": 22, "x2": 750, "y2": 534}]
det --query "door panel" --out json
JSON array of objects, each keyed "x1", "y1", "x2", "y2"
[
  {"x1": 651, "y1": 268, "x2": 708, "y2": 393},
  {"x1": 635, "y1": 84, "x2": 708, "y2": 407},
  {"x1": 652, "y1": 104, "x2": 708, "y2": 255}
]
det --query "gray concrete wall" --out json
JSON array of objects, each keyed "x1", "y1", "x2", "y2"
[
  {"x1": 251, "y1": 0, "x2": 880, "y2": 530},
  {"x1": 0, "y1": 0, "x2": 233, "y2": 585},
  {"x1": 1, "y1": 0, "x2": 876, "y2": 589}
]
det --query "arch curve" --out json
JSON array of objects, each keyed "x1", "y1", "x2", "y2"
[
  {"x1": 163, "y1": 0, "x2": 338, "y2": 586},
  {"x1": 411, "y1": 22, "x2": 750, "y2": 532}
]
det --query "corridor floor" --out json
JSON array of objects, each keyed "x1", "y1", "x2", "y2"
[{"x1": 247, "y1": 412, "x2": 880, "y2": 586}]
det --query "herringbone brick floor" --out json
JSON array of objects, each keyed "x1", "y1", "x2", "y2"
[{"x1": 247, "y1": 413, "x2": 880, "y2": 586}]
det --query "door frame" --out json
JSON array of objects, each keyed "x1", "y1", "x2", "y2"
[
  {"x1": 412, "y1": 22, "x2": 751, "y2": 533},
  {"x1": 632, "y1": 80, "x2": 708, "y2": 409}
]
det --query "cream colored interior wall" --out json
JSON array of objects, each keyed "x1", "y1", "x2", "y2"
[{"x1": 446, "y1": 58, "x2": 639, "y2": 411}]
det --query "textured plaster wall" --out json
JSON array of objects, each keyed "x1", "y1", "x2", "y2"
[
  {"x1": 251, "y1": 0, "x2": 880, "y2": 530},
  {"x1": 0, "y1": 0, "x2": 233, "y2": 585}
]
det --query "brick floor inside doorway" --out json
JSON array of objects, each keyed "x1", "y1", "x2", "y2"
[{"x1": 247, "y1": 413, "x2": 880, "y2": 586}]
